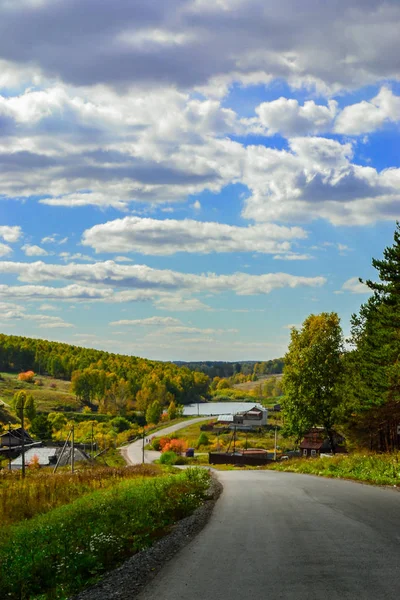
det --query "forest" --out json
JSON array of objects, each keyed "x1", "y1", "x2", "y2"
[{"x1": 0, "y1": 335, "x2": 210, "y2": 417}]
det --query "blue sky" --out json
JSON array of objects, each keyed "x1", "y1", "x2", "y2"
[{"x1": 0, "y1": 0, "x2": 399, "y2": 360}]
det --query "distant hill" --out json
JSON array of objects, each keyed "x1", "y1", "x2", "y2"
[{"x1": 173, "y1": 359, "x2": 284, "y2": 379}]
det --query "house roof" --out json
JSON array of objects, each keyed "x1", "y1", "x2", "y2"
[
  {"x1": 0, "y1": 428, "x2": 34, "y2": 444},
  {"x1": 217, "y1": 414, "x2": 234, "y2": 422},
  {"x1": 299, "y1": 440, "x2": 324, "y2": 450}
]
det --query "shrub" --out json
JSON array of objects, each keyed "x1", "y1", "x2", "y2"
[
  {"x1": 175, "y1": 456, "x2": 189, "y2": 465},
  {"x1": 17, "y1": 371, "x2": 35, "y2": 383},
  {"x1": 111, "y1": 416, "x2": 131, "y2": 433},
  {"x1": 34, "y1": 379, "x2": 43, "y2": 387},
  {"x1": 159, "y1": 451, "x2": 178, "y2": 465},
  {"x1": 151, "y1": 438, "x2": 161, "y2": 451},
  {"x1": 197, "y1": 432, "x2": 210, "y2": 448},
  {"x1": 163, "y1": 438, "x2": 187, "y2": 455},
  {"x1": 49, "y1": 382, "x2": 57, "y2": 389}
]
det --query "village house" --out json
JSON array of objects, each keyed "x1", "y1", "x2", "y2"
[
  {"x1": 299, "y1": 428, "x2": 346, "y2": 458},
  {"x1": 217, "y1": 406, "x2": 268, "y2": 430},
  {"x1": 10, "y1": 445, "x2": 92, "y2": 469},
  {"x1": 0, "y1": 427, "x2": 34, "y2": 448}
]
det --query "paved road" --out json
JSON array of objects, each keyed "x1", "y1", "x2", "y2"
[
  {"x1": 138, "y1": 470, "x2": 400, "y2": 600},
  {"x1": 123, "y1": 417, "x2": 210, "y2": 465}
]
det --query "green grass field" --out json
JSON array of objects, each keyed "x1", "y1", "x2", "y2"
[{"x1": 0, "y1": 372, "x2": 79, "y2": 412}]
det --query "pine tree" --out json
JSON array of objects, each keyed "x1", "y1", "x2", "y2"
[{"x1": 347, "y1": 222, "x2": 400, "y2": 450}]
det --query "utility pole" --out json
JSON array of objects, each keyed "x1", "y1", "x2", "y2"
[
  {"x1": 91, "y1": 422, "x2": 94, "y2": 456},
  {"x1": 142, "y1": 428, "x2": 145, "y2": 464},
  {"x1": 274, "y1": 426, "x2": 277, "y2": 461},
  {"x1": 8, "y1": 423, "x2": 12, "y2": 471},
  {"x1": 71, "y1": 424, "x2": 75, "y2": 473},
  {"x1": 233, "y1": 425, "x2": 236, "y2": 454},
  {"x1": 21, "y1": 406, "x2": 26, "y2": 479}
]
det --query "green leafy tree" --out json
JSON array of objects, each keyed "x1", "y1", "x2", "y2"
[
  {"x1": 30, "y1": 414, "x2": 53, "y2": 441},
  {"x1": 13, "y1": 391, "x2": 36, "y2": 422},
  {"x1": 282, "y1": 313, "x2": 344, "y2": 451},
  {"x1": 146, "y1": 400, "x2": 162, "y2": 425}
]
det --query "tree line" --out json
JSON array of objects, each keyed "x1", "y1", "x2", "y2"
[
  {"x1": 0, "y1": 334, "x2": 210, "y2": 417},
  {"x1": 282, "y1": 222, "x2": 400, "y2": 452}
]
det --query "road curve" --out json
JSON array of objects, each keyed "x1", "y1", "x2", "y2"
[
  {"x1": 123, "y1": 417, "x2": 210, "y2": 465},
  {"x1": 138, "y1": 470, "x2": 400, "y2": 600}
]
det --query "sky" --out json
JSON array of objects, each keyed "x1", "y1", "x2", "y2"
[{"x1": 0, "y1": 0, "x2": 399, "y2": 361}]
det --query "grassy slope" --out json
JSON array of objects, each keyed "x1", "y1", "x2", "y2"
[
  {"x1": 0, "y1": 372, "x2": 79, "y2": 412},
  {"x1": 232, "y1": 374, "x2": 283, "y2": 392}
]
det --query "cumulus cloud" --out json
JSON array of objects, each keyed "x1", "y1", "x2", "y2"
[
  {"x1": 0, "y1": 225, "x2": 22, "y2": 242},
  {"x1": 0, "y1": 242, "x2": 12, "y2": 257},
  {"x1": 340, "y1": 277, "x2": 372, "y2": 294},
  {"x1": 82, "y1": 216, "x2": 307, "y2": 255},
  {"x1": 335, "y1": 87, "x2": 400, "y2": 135},
  {"x1": 254, "y1": 98, "x2": 337, "y2": 137},
  {"x1": 242, "y1": 136, "x2": 400, "y2": 226},
  {"x1": 0, "y1": 259, "x2": 327, "y2": 296},
  {"x1": 21, "y1": 244, "x2": 48, "y2": 256}
]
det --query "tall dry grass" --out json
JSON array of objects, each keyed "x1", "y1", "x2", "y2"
[{"x1": 0, "y1": 464, "x2": 161, "y2": 527}]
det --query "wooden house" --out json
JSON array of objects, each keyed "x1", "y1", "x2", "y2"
[{"x1": 299, "y1": 428, "x2": 346, "y2": 458}]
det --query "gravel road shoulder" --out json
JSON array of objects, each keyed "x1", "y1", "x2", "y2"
[{"x1": 71, "y1": 474, "x2": 222, "y2": 600}]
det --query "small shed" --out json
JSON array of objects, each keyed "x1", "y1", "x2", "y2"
[
  {"x1": 299, "y1": 428, "x2": 346, "y2": 458},
  {"x1": 11, "y1": 446, "x2": 91, "y2": 469}
]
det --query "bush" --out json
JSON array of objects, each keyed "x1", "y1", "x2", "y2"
[
  {"x1": 197, "y1": 432, "x2": 209, "y2": 448},
  {"x1": 163, "y1": 438, "x2": 187, "y2": 455},
  {"x1": 175, "y1": 456, "x2": 189, "y2": 465},
  {"x1": 159, "y1": 451, "x2": 178, "y2": 465},
  {"x1": 34, "y1": 379, "x2": 43, "y2": 387},
  {"x1": 111, "y1": 416, "x2": 131, "y2": 433},
  {"x1": 151, "y1": 438, "x2": 162, "y2": 451},
  {"x1": 17, "y1": 371, "x2": 35, "y2": 383}
]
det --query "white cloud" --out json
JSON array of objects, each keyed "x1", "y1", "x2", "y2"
[
  {"x1": 0, "y1": 225, "x2": 22, "y2": 242},
  {"x1": 110, "y1": 316, "x2": 182, "y2": 327},
  {"x1": 273, "y1": 253, "x2": 313, "y2": 261},
  {"x1": 335, "y1": 87, "x2": 400, "y2": 135},
  {"x1": 33, "y1": 314, "x2": 75, "y2": 328},
  {"x1": 0, "y1": 284, "x2": 114, "y2": 301},
  {"x1": 242, "y1": 136, "x2": 400, "y2": 226},
  {"x1": 340, "y1": 277, "x2": 372, "y2": 294},
  {"x1": 82, "y1": 216, "x2": 307, "y2": 255},
  {"x1": 59, "y1": 252, "x2": 95, "y2": 262},
  {"x1": 0, "y1": 243, "x2": 12, "y2": 257},
  {"x1": 38, "y1": 303, "x2": 57, "y2": 311},
  {"x1": 114, "y1": 256, "x2": 133, "y2": 262},
  {"x1": 21, "y1": 244, "x2": 48, "y2": 256},
  {"x1": 254, "y1": 98, "x2": 337, "y2": 137},
  {"x1": 0, "y1": 259, "x2": 327, "y2": 297},
  {"x1": 192, "y1": 200, "x2": 201, "y2": 211}
]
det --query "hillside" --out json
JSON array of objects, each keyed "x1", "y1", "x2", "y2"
[{"x1": 0, "y1": 333, "x2": 210, "y2": 417}]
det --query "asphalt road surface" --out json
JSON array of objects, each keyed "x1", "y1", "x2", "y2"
[
  {"x1": 122, "y1": 417, "x2": 210, "y2": 465},
  {"x1": 138, "y1": 470, "x2": 400, "y2": 600}
]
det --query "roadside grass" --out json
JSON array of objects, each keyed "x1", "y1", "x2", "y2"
[
  {"x1": 268, "y1": 453, "x2": 400, "y2": 486},
  {"x1": 0, "y1": 464, "x2": 162, "y2": 527},
  {"x1": 0, "y1": 468, "x2": 210, "y2": 600}
]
